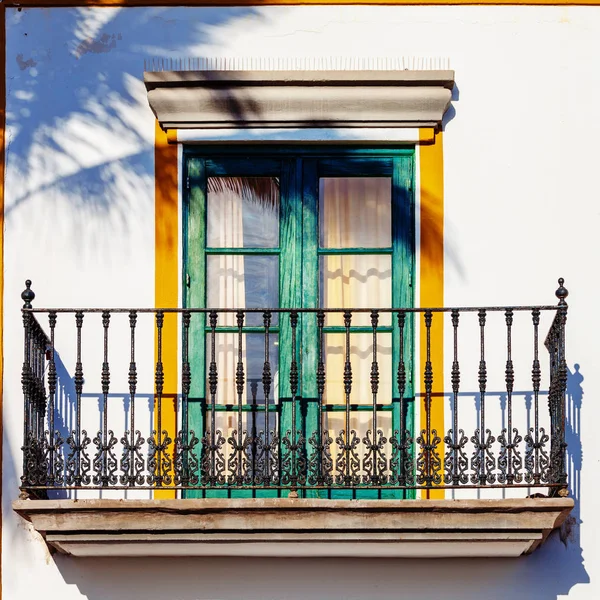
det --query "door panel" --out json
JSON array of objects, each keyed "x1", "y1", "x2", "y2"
[{"x1": 302, "y1": 155, "x2": 414, "y2": 499}]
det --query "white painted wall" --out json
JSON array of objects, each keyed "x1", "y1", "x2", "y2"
[{"x1": 3, "y1": 5, "x2": 598, "y2": 599}]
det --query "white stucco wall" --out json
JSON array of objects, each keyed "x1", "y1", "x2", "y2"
[{"x1": 2, "y1": 5, "x2": 598, "y2": 599}]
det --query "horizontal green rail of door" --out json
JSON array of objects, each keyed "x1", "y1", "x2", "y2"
[{"x1": 183, "y1": 147, "x2": 415, "y2": 499}]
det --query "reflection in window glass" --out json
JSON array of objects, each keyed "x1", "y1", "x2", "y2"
[
  {"x1": 320, "y1": 254, "x2": 391, "y2": 326},
  {"x1": 323, "y1": 333, "x2": 392, "y2": 405},
  {"x1": 207, "y1": 333, "x2": 279, "y2": 470},
  {"x1": 207, "y1": 255, "x2": 279, "y2": 327},
  {"x1": 319, "y1": 177, "x2": 391, "y2": 248},
  {"x1": 207, "y1": 333, "x2": 279, "y2": 407},
  {"x1": 207, "y1": 177, "x2": 279, "y2": 248}
]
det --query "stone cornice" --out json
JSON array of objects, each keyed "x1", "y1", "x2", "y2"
[{"x1": 144, "y1": 70, "x2": 455, "y2": 131}]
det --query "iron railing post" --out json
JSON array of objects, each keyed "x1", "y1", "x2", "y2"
[
  {"x1": 20, "y1": 280, "x2": 34, "y2": 492},
  {"x1": 555, "y1": 278, "x2": 569, "y2": 496}
]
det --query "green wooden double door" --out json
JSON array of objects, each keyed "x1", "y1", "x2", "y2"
[{"x1": 184, "y1": 148, "x2": 415, "y2": 498}]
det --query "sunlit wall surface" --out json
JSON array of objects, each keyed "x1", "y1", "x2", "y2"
[{"x1": 3, "y1": 5, "x2": 599, "y2": 599}]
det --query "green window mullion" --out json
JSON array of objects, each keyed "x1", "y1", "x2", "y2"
[
  {"x1": 389, "y1": 155, "x2": 415, "y2": 500},
  {"x1": 276, "y1": 157, "x2": 303, "y2": 498},
  {"x1": 300, "y1": 158, "x2": 321, "y2": 499},
  {"x1": 184, "y1": 157, "x2": 207, "y2": 500}
]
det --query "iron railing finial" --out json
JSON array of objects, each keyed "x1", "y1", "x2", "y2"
[
  {"x1": 556, "y1": 278, "x2": 568, "y2": 306},
  {"x1": 21, "y1": 279, "x2": 35, "y2": 309}
]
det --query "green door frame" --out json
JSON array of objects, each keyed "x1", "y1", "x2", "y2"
[{"x1": 183, "y1": 147, "x2": 415, "y2": 499}]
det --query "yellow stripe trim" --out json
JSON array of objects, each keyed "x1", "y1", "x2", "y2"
[
  {"x1": 419, "y1": 128, "x2": 445, "y2": 499},
  {"x1": 167, "y1": 129, "x2": 178, "y2": 145},
  {"x1": 153, "y1": 124, "x2": 446, "y2": 500},
  {"x1": 154, "y1": 120, "x2": 178, "y2": 499}
]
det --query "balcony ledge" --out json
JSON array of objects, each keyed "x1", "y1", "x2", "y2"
[{"x1": 13, "y1": 497, "x2": 573, "y2": 559}]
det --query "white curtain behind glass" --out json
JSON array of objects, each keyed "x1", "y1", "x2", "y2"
[
  {"x1": 320, "y1": 177, "x2": 393, "y2": 448},
  {"x1": 207, "y1": 183, "x2": 245, "y2": 441}
]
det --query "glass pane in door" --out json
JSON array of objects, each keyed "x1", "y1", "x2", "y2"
[
  {"x1": 319, "y1": 177, "x2": 391, "y2": 248},
  {"x1": 319, "y1": 254, "x2": 391, "y2": 327},
  {"x1": 207, "y1": 176, "x2": 280, "y2": 248}
]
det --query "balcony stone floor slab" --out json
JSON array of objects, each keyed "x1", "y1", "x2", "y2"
[{"x1": 13, "y1": 497, "x2": 573, "y2": 558}]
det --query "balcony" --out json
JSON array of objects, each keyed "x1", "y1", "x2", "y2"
[{"x1": 13, "y1": 280, "x2": 573, "y2": 558}]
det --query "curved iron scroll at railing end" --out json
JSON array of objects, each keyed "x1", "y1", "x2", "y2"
[{"x1": 550, "y1": 278, "x2": 569, "y2": 496}]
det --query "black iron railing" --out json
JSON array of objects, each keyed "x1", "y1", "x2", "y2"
[{"x1": 19, "y1": 279, "x2": 569, "y2": 497}]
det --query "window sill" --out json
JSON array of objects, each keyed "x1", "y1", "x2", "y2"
[{"x1": 13, "y1": 497, "x2": 573, "y2": 558}]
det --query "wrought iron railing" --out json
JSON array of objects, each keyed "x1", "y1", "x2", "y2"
[{"x1": 19, "y1": 279, "x2": 569, "y2": 497}]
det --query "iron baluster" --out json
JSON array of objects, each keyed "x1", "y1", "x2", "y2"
[
  {"x1": 126, "y1": 311, "x2": 137, "y2": 485},
  {"x1": 417, "y1": 310, "x2": 441, "y2": 487},
  {"x1": 505, "y1": 309, "x2": 515, "y2": 483},
  {"x1": 227, "y1": 310, "x2": 247, "y2": 486},
  {"x1": 316, "y1": 310, "x2": 327, "y2": 483},
  {"x1": 444, "y1": 310, "x2": 468, "y2": 485},
  {"x1": 236, "y1": 311, "x2": 245, "y2": 485},
  {"x1": 38, "y1": 327, "x2": 47, "y2": 449},
  {"x1": 504, "y1": 309, "x2": 515, "y2": 483},
  {"x1": 226, "y1": 310, "x2": 246, "y2": 486},
  {"x1": 470, "y1": 309, "x2": 495, "y2": 485},
  {"x1": 498, "y1": 309, "x2": 523, "y2": 485},
  {"x1": 344, "y1": 310, "x2": 352, "y2": 486},
  {"x1": 208, "y1": 311, "x2": 219, "y2": 485},
  {"x1": 250, "y1": 378, "x2": 259, "y2": 484},
  {"x1": 337, "y1": 310, "x2": 353, "y2": 485},
  {"x1": 477, "y1": 308, "x2": 487, "y2": 485},
  {"x1": 178, "y1": 310, "x2": 199, "y2": 485},
  {"x1": 533, "y1": 309, "x2": 541, "y2": 484},
  {"x1": 46, "y1": 311, "x2": 62, "y2": 486},
  {"x1": 336, "y1": 311, "x2": 359, "y2": 486},
  {"x1": 74, "y1": 311, "x2": 84, "y2": 486},
  {"x1": 371, "y1": 310, "x2": 379, "y2": 481},
  {"x1": 391, "y1": 311, "x2": 410, "y2": 486},
  {"x1": 66, "y1": 311, "x2": 90, "y2": 486},
  {"x1": 525, "y1": 309, "x2": 549, "y2": 485},
  {"x1": 309, "y1": 310, "x2": 332, "y2": 486},
  {"x1": 185, "y1": 311, "x2": 195, "y2": 472},
  {"x1": 102, "y1": 311, "x2": 110, "y2": 485},
  {"x1": 425, "y1": 310, "x2": 433, "y2": 486},
  {"x1": 291, "y1": 311, "x2": 304, "y2": 489},
  {"x1": 149, "y1": 310, "x2": 164, "y2": 486},
  {"x1": 209, "y1": 311, "x2": 218, "y2": 485},
  {"x1": 93, "y1": 311, "x2": 117, "y2": 487},
  {"x1": 290, "y1": 310, "x2": 298, "y2": 491},
  {"x1": 262, "y1": 310, "x2": 273, "y2": 486},
  {"x1": 120, "y1": 311, "x2": 145, "y2": 486},
  {"x1": 363, "y1": 310, "x2": 386, "y2": 485},
  {"x1": 282, "y1": 310, "x2": 305, "y2": 494},
  {"x1": 148, "y1": 311, "x2": 173, "y2": 487},
  {"x1": 201, "y1": 311, "x2": 224, "y2": 486}
]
